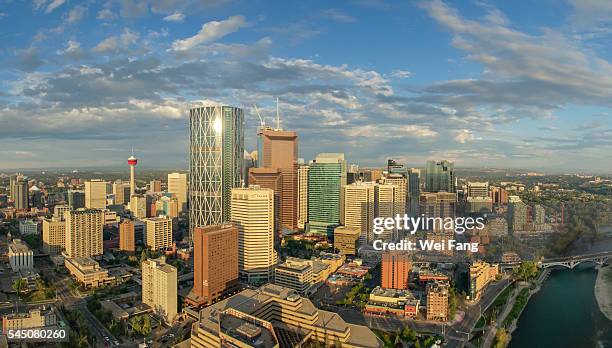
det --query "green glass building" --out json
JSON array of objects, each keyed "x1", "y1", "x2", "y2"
[
  {"x1": 425, "y1": 160, "x2": 455, "y2": 193},
  {"x1": 307, "y1": 153, "x2": 346, "y2": 237}
]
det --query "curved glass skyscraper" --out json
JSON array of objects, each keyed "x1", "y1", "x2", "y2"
[{"x1": 189, "y1": 105, "x2": 244, "y2": 245}]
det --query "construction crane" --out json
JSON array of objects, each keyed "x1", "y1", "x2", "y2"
[{"x1": 253, "y1": 97, "x2": 282, "y2": 130}]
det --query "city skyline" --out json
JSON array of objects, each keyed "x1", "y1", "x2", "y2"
[{"x1": 1, "y1": 0, "x2": 611, "y2": 172}]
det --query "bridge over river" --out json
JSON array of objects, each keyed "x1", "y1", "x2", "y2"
[{"x1": 539, "y1": 251, "x2": 611, "y2": 269}]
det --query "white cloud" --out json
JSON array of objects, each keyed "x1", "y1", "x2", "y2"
[
  {"x1": 321, "y1": 9, "x2": 356, "y2": 23},
  {"x1": 66, "y1": 5, "x2": 87, "y2": 24},
  {"x1": 45, "y1": 0, "x2": 66, "y2": 13},
  {"x1": 163, "y1": 11, "x2": 185, "y2": 22},
  {"x1": 171, "y1": 15, "x2": 248, "y2": 51},
  {"x1": 419, "y1": 0, "x2": 612, "y2": 113},
  {"x1": 92, "y1": 29, "x2": 140, "y2": 53},
  {"x1": 454, "y1": 129, "x2": 475, "y2": 143},
  {"x1": 56, "y1": 39, "x2": 84, "y2": 59},
  {"x1": 568, "y1": 0, "x2": 612, "y2": 27},
  {"x1": 345, "y1": 125, "x2": 438, "y2": 138},
  {"x1": 390, "y1": 69, "x2": 411, "y2": 79},
  {"x1": 97, "y1": 8, "x2": 115, "y2": 20},
  {"x1": 265, "y1": 58, "x2": 394, "y2": 96}
]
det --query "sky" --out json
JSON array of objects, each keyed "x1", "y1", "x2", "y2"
[{"x1": 0, "y1": 0, "x2": 611, "y2": 173}]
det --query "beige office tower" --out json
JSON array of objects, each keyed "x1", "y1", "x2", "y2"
[
  {"x1": 142, "y1": 257, "x2": 177, "y2": 323},
  {"x1": 167, "y1": 172, "x2": 187, "y2": 213},
  {"x1": 143, "y1": 216, "x2": 172, "y2": 251},
  {"x1": 342, "y1": 182, "x2": 375, "y2": 245},
  {"x1": 149, "y1": 180, "x2": 162, "y2": 193},
  {"x1": 85, "y1": 180, "x2": 107, "y2": 209},
  {"x1": 466, "y1": 182, "x2": 489, "y2": 198},
  {"x1": 65, "y1": 209, "x2": 104, "y2": 258},
  {"x1": 112, "y1": 181, "x2": 130, "y2": 205},
  {"x1": 231, "y1": 186, "x2": 278, "y2": 285},
  {"x1": 130, "y1": 195, "x2": 147, "y2": 218},
  {"x1": 381, "y1": 174, "x2": 407, "y2": 216},
  {"x1": 297, "y1": 165, "x2": 309, "y2": 230},
  {"x1": 53, "y1": 204, "x2": 70, "y2": 220},
  {"x1": 375, "y1": 183, "x2": 398, "y2": 241},
  {"x1": 42, "y1": 217, "x2": 65, "y2": 254}
]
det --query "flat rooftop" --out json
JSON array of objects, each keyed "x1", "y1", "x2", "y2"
[{"x1": 9, "y1": 239, "x2": 32, "y2": 254}]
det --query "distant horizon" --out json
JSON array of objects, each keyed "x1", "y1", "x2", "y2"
[{"x1": 1, "y1": 164, "x2": 610, "y2": 176}]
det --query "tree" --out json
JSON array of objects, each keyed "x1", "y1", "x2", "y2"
[
  {"x1": 513, "y1": 261, "x2": 538, "y2": 281},
  {"x1": 140, "y1": 250, "x2": 148, "y2": 264},
  {"x1": 141, "y1": 315, "x2": 151, "y2": 336},
  {"x1": 400, "y1": 327, "x2": 417, "y2": 342},
  {"x1": 493, "y1": 328, "x2": 509, "y2": 348},
  {"x1": 129, "y1": 315, "x2": 152, "y2": 337},
  {"x1": 12, "y1": 278, "x2": 27, "y2": 298},
  {"x1": 448, "y1": 287, "x2": 458, "y2": 319}
]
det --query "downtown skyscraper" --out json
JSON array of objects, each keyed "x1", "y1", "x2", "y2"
[
  {"x1": 249, "y1": 126, "x2": 299, "y2": 232},
  {"x1": 307, "y1": 153, "x2": 347, "y2": 236},
  {"x1": 425, "y1": 160, "x2": 455, "y2": 193},
  {"x1": 189, "y1": 105, "x2": 244, "y2": 243}
]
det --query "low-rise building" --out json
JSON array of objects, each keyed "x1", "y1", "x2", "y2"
[
  {"x1": 334, "y1": 226, "x2": 360, "y2": 255},
  {"x1": 336, "y1": 262, "x2": 370, "y2": 279},
  {"x1": 64, "y1": 257, "x2": 115, "y2": 288},
  {"x1": 274, "y1": 258, "x2": 313, "y2": 295},
  {"x1": 313, "y1": 252, "x2": 346, "y2": 273},
  {"x1": 18, "y1": 220, "x2": 39, "y2": 235},
  {"x1": 469, "y1": 261, "x2": 499, "y2": 301},
  {"x1": 8, "y1": 239, "x2": 34, "y2": 272},
  {"x1": 190, "y1": 283, "x2": 382, "y2": 348},
  {"x1": 1, "y1": 306, "x2": 57, "y2": 330},
  {"x1": 417, "y1": 269, "x2": 450, "y2": 285},
  {"x1": 364, "y1": 286, "x2": 420, "y2": 318},
  {"x1": 501, "y1": 252, "x2": 521, "y2": 264}
]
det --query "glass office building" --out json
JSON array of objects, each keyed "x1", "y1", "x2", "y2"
[
  {"x1": 189, "y1": 105, "x2": 244, "y2": 244},
  {"x1": 307, "y1": 153, "x2": 346, "y2": 237}
]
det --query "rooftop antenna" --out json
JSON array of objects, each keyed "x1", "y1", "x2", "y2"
[
  {"x1": 253, "y1": 105, "x2": 265, "y2": 128},
  {"x1": 276, "y1": 97, "x2": 280, "y2": 130}
]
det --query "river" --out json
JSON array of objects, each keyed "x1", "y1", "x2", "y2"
[{"x1": 509, "y1": 264, "x2": 612, "y2": 348}]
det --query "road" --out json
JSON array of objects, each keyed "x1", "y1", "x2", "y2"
[
  {"x1": 56, "y1": 276, "x2": 119, "y2": 348},
  {"x1": 480, "y1": 283, "x2": 526, "y2": 348}
]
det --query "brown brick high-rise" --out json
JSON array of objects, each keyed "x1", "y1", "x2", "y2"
[
  {"x1": 187, "y1": 224, "x2": 239, "y2": 307},
  {"x1": 381, "y1": 251, "x2": 411, "y2": 289},
  {"x1": 119, "y1": 220, "x2": 135, "y2": 252}
]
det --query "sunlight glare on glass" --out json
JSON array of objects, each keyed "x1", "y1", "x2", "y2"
[{"x1": 214, "y1": 117, "x2": 222, "y2": 133}]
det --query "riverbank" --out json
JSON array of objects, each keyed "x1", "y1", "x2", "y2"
[{"x1": 595, "y1": 265, "x2": 612, "y2": 321}]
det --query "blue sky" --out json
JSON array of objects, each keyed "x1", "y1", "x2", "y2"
[{"x1": 0, "y1": 0, "x2": 611, "y2": 173}]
